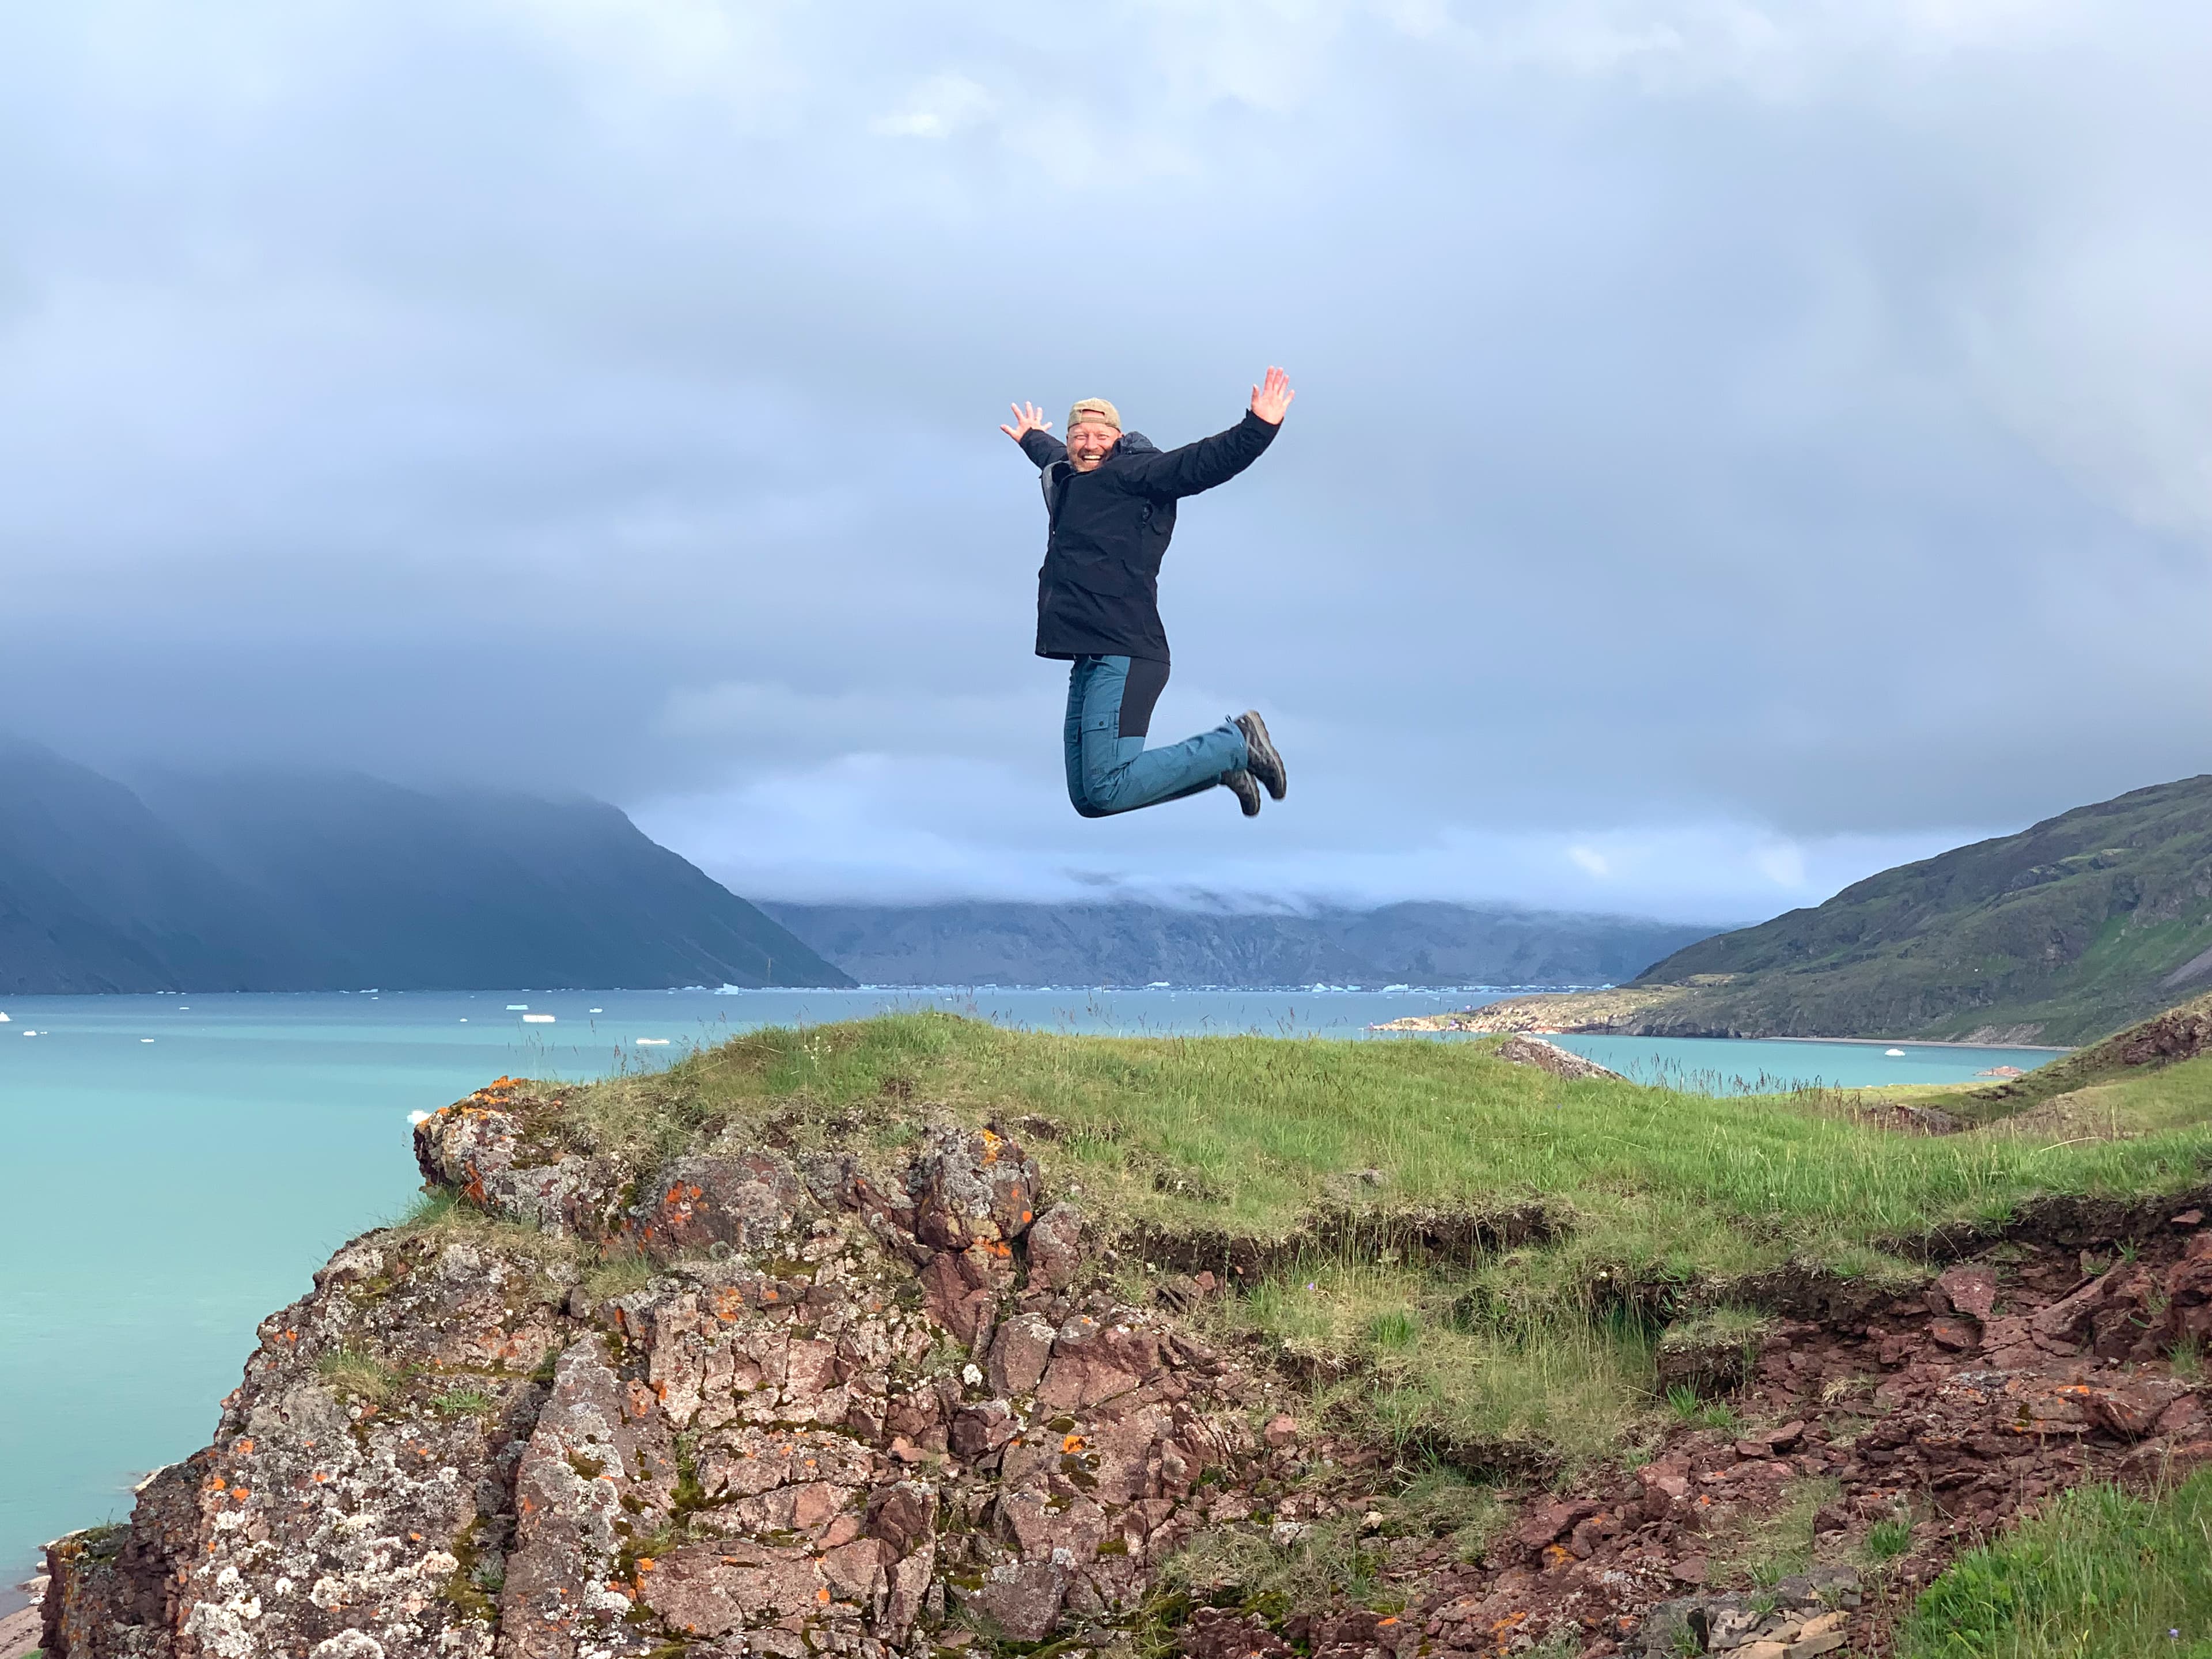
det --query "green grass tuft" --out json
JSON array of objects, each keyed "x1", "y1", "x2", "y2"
[
  {"x1": 1162, "y1": 1514, "x2": 1395, "y2": 1616},
  {"x1": 581, "y1": 1244, "x2": 660, "y2": 1305},
  {"x1": 2172, "y1": 1334, "x2": 2204, "y2": 1383},
  {"x1": 1902, "y1": 1473, "x2": 2212, "y2": 1657},
  {"x1": 1365, "y1": 1308, "x2": 1422, "y2": 1353},
  {"x1": 1665, "y1": 1385, "x2": 1740, "y2": 1431},
  {"x1": 431, "y1": 1387, "x2": 500, "y2": 1419},
  {"x1": 1381, "y1": 1465, "x2": 1512, "y2": 1563},
  {"x1": 316, "y1": 1346, "x2": 403, "y2": 1406},
  {"x1": 1218, "y1": 1259, "x2": 1656, "y2": 1469},
  {"x1": 1865, "y1": 1517, "x2": 1914, "y2": 1562}
]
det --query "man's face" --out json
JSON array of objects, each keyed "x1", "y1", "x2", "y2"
[{"x1": 1066, "y1": 420, "x2": 1120, "y2": 472}]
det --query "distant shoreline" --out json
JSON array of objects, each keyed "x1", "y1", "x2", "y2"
[
  {"x1": 1760, "y1": 1033, "x2": 2074, "y2": 1053},
  {"x1": 1386, "y1": 1026, "x2": 2073, "y2": 1053}
]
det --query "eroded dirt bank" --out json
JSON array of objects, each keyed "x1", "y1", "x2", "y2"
[{"x1": 37, "y1": 1078, "x2": 2212, "y2": 1659}]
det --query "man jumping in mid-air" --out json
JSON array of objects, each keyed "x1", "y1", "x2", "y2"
[{"x1": 1001, "y1": 367, "x2": 1294, "y2": 819}]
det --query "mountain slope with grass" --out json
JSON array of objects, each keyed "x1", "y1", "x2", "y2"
[
  {"x1": 37, "y1": 1008, "x2": 2212, "y2": 1657},
  {"x1": 1403, "y1": 771, "x2": 2212, "y2": 1046}
]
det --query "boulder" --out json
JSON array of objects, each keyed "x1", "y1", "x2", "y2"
[
  {"x1": 1026, "y1": 1202, "x2": 1086, "y2": 1290},
  {"x1": 636, "y1": 1150, "x2": 809, "y2": 1254},
  {"x1": 912, "y1": 1124, "x2": 1042, "y2": 1250},
  {"x1": 1933, "y1": 1266, "x2": 1998, "y2": 1323},
  {"x1": 987, "y1": 1314, "x2": 1057, "y2": 1396},
  {"x1": 1514, "y1": 1498, "x2": 1600, "y2": 1555},
  {"x1": 2031, "y1": 1262, "x2": 2164, "y2": 1361},
  {"x1": 411, "y1": 1084, "x2": 628, "y2": 1238},
  {"x1": 961, "y1": 1560, "x2": 1067, "y2": 1642},
  {"x1": 2165, "y1": 1232, "x2": 2212, "y2": 1343}
]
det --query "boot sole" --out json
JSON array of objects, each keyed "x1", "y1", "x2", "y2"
[{"x1": 1238, "y1": 713, "x2": 1287, "y2": 801}]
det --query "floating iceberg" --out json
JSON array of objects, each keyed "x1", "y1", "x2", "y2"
[
  {"x1": 522, "y1": 1014, "x2": 555, "y2": 1024},
  {"x1": 635, "y1": 1037, "x2": 670, "y2": 1046}
]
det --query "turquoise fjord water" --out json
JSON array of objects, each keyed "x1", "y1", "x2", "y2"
[
  {"x1": 0, "y1": 987, "x2": 2059, "y2": 1603},
  {"x1": 1536, "y1": 1032, "x2": 2069, "y2": 1094}
]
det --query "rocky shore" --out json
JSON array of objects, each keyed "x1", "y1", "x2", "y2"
[
  {"x1": 1370, "y1": 988, "x2": 1687, "y2": 1038},
  {"x1": 1, "y1": 1594, "x2": 40, "y2": 1658}
]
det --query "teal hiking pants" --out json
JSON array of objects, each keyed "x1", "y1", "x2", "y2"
[{"x1": 1062, "y1": 654, "x2": 1248, "y2": 818}]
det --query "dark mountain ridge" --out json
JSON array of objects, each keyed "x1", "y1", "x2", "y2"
[
  {"x1": 762, "y1": 898, "x2": 1719, "y2": 988},
  {"x1": 0, "y1": 740, "x2": 849, "y2": 993}
]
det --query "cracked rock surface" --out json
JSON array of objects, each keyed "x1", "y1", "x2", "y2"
[{"x1": 44, "y1": 1085, "x2": 1263, "y2": 1658}]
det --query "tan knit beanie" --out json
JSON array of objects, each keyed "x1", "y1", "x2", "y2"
[{"x1": 1066, "y1": 397, "x2": 1122, "y2": 433}]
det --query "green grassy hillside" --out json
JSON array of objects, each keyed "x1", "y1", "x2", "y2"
[
  {"x1": 1622, "y1": 772, "x2": 2212, "y2": 1044},
  {"x1": 548, "y1": 1009, "x2": 2212, "y2": 1465}
]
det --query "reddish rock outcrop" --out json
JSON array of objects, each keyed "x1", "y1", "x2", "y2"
[
  {"x1": 45, "y1": 1101, "x2": 1263, "y2": 1659},
  {"x1": 43, "y1": 1074, "x2": 2212, "y2": 1659}
]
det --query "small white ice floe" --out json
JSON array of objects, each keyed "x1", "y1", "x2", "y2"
[
  {"x1": 408, "y1": 1110, "x2": 433, "y2": 1125},
  {"x1": 589, "y1": 1007, "x2": 603, "y2": 1014},
  {"x1": 141, "y1": 1038, "x2": 155, "y2": 1043},
  {"x1": 635, "y1": 1037, "x2": 670, "y2": 1046},
  {"x1": 1884, "y1": 1048, "x2": 1907, "y2": 1057},
  {"x1": 0, "y1": 1012, "x2": 10, "y2": 1022},
  {"x1": 506, "y1": 1004, "x2": 529, "y2": 1011},
  {"x1": 523, "y1": 1013, "x2": 555, "y2": 1024}
]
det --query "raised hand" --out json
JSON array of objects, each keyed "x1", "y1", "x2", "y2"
[
  {"x1": 1000, "y1": 402, "x2": 1053, "y2": 442},
  {"x1": 1249, "y1": 366, "x2": 1296, "y2": 425}
]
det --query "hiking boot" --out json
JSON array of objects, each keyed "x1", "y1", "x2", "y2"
[
  {"x1": 1236, "y1": 711, "x2": 1287, "y2": 800},
  {"x1": 1222, "y1": 769, "x2": 1263, "y2": 817}
]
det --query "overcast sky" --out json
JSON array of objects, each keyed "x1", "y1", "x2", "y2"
[{"x1": 4, "y1": 1, "x2": 2209, "y2": 923}]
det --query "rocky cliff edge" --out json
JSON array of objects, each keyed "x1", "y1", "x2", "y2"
[
  {"x1": 41, "y1": 1078, "x2": 1275, "y2": 1658},
  {"x1": 39, "y1": 1066, "x2": 2212, "y2": 1659}
]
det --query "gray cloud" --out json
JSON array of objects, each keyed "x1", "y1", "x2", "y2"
[{"x1": 2, "y1": 0, "x2": 2207, "y2": 920}]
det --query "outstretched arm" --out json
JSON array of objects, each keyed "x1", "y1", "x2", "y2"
[
  {"x1": 1121, "y1": 366, "x2": 1294, "y2": 498},
  {"x1": 1001, "y1": 401, "x2": 1066, "y2": 468}
]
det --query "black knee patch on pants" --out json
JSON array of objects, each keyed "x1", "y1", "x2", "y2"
[{"x1": 1119, "y1": 657, "x2": 1169, "y2": 739}]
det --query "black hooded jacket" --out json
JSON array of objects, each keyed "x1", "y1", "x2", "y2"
[{"x1": 1019, "y1": 410, "x2": 1278, "y2": 662}]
